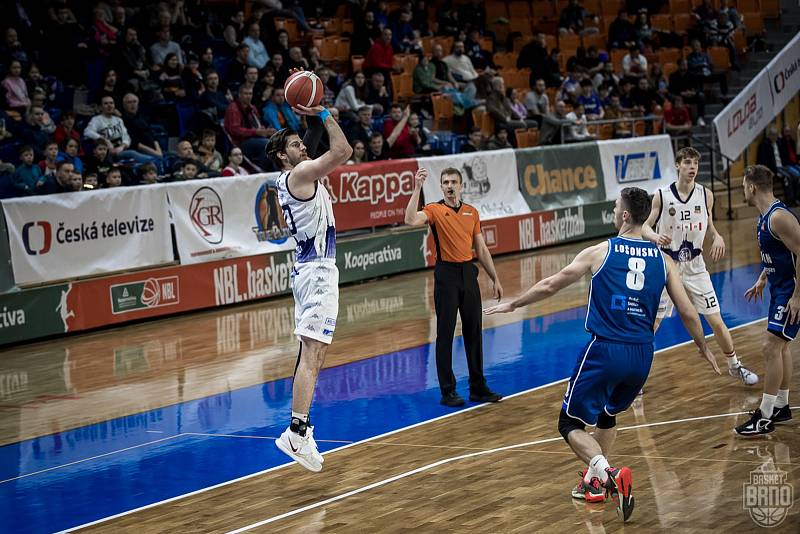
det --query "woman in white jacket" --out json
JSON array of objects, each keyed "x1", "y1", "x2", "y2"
[{"x1": 335, "y1": 71, "x2": 372, "y2": 122}]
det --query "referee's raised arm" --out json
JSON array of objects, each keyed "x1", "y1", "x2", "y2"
[{"x1": 404, "y1": 168, "x2": 429, "y2": 226}]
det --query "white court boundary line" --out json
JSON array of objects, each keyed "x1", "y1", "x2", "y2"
[
  {"x1": 57, "y1": 316, "x2": 766, "y2": 533},
  {"x1": 226, "y1": 402, "x2": 800, "y2": 534}
]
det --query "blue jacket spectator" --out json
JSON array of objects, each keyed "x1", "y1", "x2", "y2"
[
  {"x1": 12, "y1": 145, "x2": 42, "y2": 195},
  {"x1": 262, "y1": 88, "x2": 300, "y2": 132}
]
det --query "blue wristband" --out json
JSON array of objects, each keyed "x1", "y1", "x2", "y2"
[{"x1": 318, "y1": 108, "x2": 331, "y2": 122}]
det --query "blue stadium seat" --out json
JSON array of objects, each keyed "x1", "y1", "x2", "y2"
[{"x1": 176, "y1": 102, "x2": 197, "y2": 137}]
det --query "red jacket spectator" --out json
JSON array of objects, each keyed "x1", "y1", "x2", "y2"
[
  {"x1": 224, "y1": 97, "x2": 266, "y2": 146},
  {"x1": 364, "y1": 28, "x2": 395, "y2": 71},
  {"x1": 383, "y1": 105, "x2": 415, "y2": 159}
]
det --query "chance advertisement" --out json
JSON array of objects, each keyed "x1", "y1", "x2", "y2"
[
  {"x1": 419, "y1": 149, "x2": 531, "y2": 220},
  {"x1": 516, "y1": 141, "x2": 605, "y2": 211},
  {"x1": 2, "y1": 187, "x2": 173, "y2": 286},
  {"x1": 597, "y1": 135, "x2": 678, "y2": 200},
  {"x1": 166, "y1": 173, "x2": 294, "y2": 265}
]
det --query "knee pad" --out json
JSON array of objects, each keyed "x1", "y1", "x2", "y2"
[
  {"x1": 558, "y1": 409, "x2": 585, "y2": 442},
  {"x1": 596, "y1": 411, "x2": 617, "y2": 429}
]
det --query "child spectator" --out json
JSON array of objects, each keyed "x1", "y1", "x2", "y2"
[
  {"x1": 12, "y1": 145, "x2": 41, "y2": 195},
  {"x1": 197, "y1": 130, "x2": 223, "y2": 172},
  {"x1": 84, "y1": 173, "x2": 99, "y2": 190},
  {"x1": 138, "y1": 163, "x2": 159, "y2": 184},
  {"x1": 105, "y1": 167, "x2": 123, "y2": 187},
  {"x1": 57, "y1": 138, "x2": 84, "y2": 174},
  {"x1": 2, "y1": 60, "x2": 30, "y2": 113},
  {"x1": 54, "y1": 111, "x2": 81, "y2": 148},
  {"x1": 462, "y1": 127, "x2": 485, "y2": 153},
  {"x1": 38, "y1": 141, "x2": 59, "y2": 176},
  {"x1": 576, "y1": 79, "x2": 604, "y2": 120},
  {"x1": 85, "y1": 138, "x2": 114, "y2": 183},
  {"x1": 485, "y1": 126, "x2": 513, "y2": 150}
]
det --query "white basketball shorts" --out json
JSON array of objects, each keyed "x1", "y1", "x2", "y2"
[
  {"x1": 291, "y1": 259, "x2": 339, "y2": 344},
  {"x1": 657, "y1": 270, "x2": 720, "y2": 319}
]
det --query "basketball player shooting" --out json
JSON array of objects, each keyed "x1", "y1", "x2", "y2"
[
  {"x1": 267, "y1": 102, "x2": 352, "y2": 472},
  {"x1": 485, "y1": 187, "x2": 720, "y2": 522}
]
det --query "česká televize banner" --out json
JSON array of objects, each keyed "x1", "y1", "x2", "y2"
[
  {"x1": 418, "y1": 149, "x2": 531, "y2": 219},
  {"x1": 597, "y1": 135, "x2": 678, "y2": 200},
  {"x1": 714, "y1": 32, "x2": 800, "y2": 161},
  {"x1": 166, "y1": 173, "x2": 294, "y2": 265},
  {"x1": 516, "y1": 141, "x2": 605, "y2": 211},
  {"x1": 324, "y1": 158, "x2": 420, "y2": 231},
  {"x1": 2, "y1": 188, "x2": 173, "y2": 286}
]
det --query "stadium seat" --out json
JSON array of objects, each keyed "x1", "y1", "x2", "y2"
[
  {"x1": 663, "y1": 62, "x2": 678, "y2": 77},
  {"x1": 527, "y1": 128, "x2": 540, "y2": 147},
  {"x1": 582, "y1": 33, "x2": 606, "y2": 50},
  {"x1": 533, "y1": 1, "x2": 557, "y2": 20},
  {"x1": 737, "y1": 0, "x2": 759, "y2": 12},
  {"x1": 673, "y1": 14, "x2": 694, "y2": 34},
  {"x1": 509, "y1": 1, "x2": 532, "y2": 18},
  {"x1": 708, "y1": 46, "x2": 731, "y2": 71},
  {"x1": 742, "y1": 13, "x2": 765, "y2": 35},
  {"x1": 651, "y1": 15, "x2": 672, "y2": 32},
  {"x1": 658, "y1": 48, "x2": 682, "y2": 64},
  {"x1": 515, "y1": 128, "x2": 530, "y2": 147},
  {"x1": 430, "y1": 93, "x2": 454, "y2": 130},
  {"x1": 670, "y1": 0, "x2": 691, "y2": 15},
  {"x1": 559, "y1": 33, "x2": 581, "y2": 50},
  {"x1": 760, "y1": 0, "x2": 781, "y2": 19},
  {"x1": 351, "y1": 55, "x2": 365, "y2": 72}
]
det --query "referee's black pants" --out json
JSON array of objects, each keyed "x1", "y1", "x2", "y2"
[{"x1": 434, "y1": 261, "x2": 487, "y2": 395}]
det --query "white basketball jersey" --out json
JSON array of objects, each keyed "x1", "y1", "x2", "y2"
[
  {"x1": 276, "y1": 171, "x2": 336, "y2": 263},
  {"x1": 655, "y1": 182, "x2": 708, "y2": 275}
]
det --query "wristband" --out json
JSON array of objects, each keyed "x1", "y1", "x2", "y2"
[{"x1": 318, "y1": 108, "x2": 331, "y2": 122}]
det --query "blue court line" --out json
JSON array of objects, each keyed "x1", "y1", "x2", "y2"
[{"x1": 0, "y1": 263, "x2": 766, "y2": 533}]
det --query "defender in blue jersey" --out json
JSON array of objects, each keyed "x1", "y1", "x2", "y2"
[
  {"x1": 736, "y1": 165, "x2": 800, "y2": 437},
  {"x1": 486, "y1": 187, "x2": 720, "y2": 522}
]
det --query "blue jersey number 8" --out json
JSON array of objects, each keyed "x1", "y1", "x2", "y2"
[{"x1": 626, "y1": 257, "x2": 646, "y2": 291}]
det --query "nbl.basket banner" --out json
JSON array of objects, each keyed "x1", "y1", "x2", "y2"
[
  {"x1": 323, "y1": 158, "x2": 420, "y2": 231},
  {"x1": 418, "y1": 149, "x2": 531, "y2": 220},
  {"x1": 2, "y1": 187, "x2": 173, "y2": 286},
  {"x1": 166, "y1": 173, "x2": 294, "y2": 265},
  {"x1": 597, "y1": 135, "x2": 678, "y2": 200}
]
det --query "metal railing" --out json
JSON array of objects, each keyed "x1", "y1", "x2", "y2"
[{"x1": 557, "y1": 115, "x2": 665, "y2": 144}]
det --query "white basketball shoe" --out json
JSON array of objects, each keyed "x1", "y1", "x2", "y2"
[
  {"x1": 276, "y1": 426, "x2": 324, "y2": 472},
  {"x1": 729, "y1": 363, "x2": 759, "y2": 386}
]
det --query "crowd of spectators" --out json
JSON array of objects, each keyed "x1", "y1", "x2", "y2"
[{"x1": 0, "y1": 0, "x2": 764, "y2": 198}]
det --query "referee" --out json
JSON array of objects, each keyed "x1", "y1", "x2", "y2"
[{"x1": 405, "y1": 167, "x2": 504, "y2": 407}]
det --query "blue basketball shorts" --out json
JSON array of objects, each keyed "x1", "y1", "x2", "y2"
[
  {"x1": 767, "y1": 289, "x2": 799, "y2": 342},
  {"x1": 562, "y1": 337, "x2": 654, "y2": 426}
]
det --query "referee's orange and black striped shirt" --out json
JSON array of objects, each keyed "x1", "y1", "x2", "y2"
[{"x1": 423, "y1": 201, "x2": 481, "y2": 263}]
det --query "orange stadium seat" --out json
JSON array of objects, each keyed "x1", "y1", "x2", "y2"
[
  {"x1": 708, "y1": 46, "x2": 731, "y2": 70},
  {"x1": 658, "y1": 48, "x2": 682, "y2": 64},
  {"x1": 673, "y1": 14, "x2": 694, "y2": 33},
  {"x1": 510, "y1": 1, "x2": 532, "y2": 18},
  {"x1": 761, "y1": 0, "x2": 781, "y2": 18},
  {"x1": 651, "y1": 14, "x2": 672, "y2": 32},
  {"x1": 743, "y1": 12, "x2": 765, "y2": 35}
]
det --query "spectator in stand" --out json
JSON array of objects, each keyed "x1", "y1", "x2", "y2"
[
  {"x1": 97, "y1": 68, "x2": 125, "y2": 106},
  {"x1": 25, "y1": 64, "x2": 55, "y2": 104},
  {"x1": 221, "y1": 147, "x2": 249, "y2": 176},
  {"x1": 2, "y1": 60, "x2": 30, "y2": 113},
  {"x1": 693, "y1": 0, "x2": 718, "y2": 44},
  {"x1": 390, "y1": 9, "x2": 415, "y2": 53},
  {"x1": 172, "y1": 140, "x2": 215, "y2": 179},
  {"x1": 565, "y1": 103, "x2": 596, "y2": 142},
  {"x1": 347, "y1": 140, "x2": 367, "y2": 165},
  {"x1": 576, "y1": 79, "x2": 604, "y2": 120},
  {"x1": 352, "y1": 9, "x2": 380, "y2": 56},
  {"x1": 241, "y1": 67, "x2": 264, "y2": 108},
  {"x1": 507, "y1": 87, "x2": 537, "y2": 127},
  {"x1": 687, "y1": 39, "x2": 728, "y2": 96},
  {"x1": 412, "y1": 51, "x2": 449, "y2": 94},
  {"x1": 364, "y1": 28, "x2": 397, "y2": 80},
  {"x1": 158, "y1": 53, "x2": 187, "y2": 101},
  {"x1": 464, "y1": 29, "x2": 493, "y2": 71},
  {"x1": 67, "y1": 170, "x2": 83, "y2": 192},
  {"x1": 461, "y1": 127, "x2": 484, "y2": 153},
  {"x1": 0, "y1": 27, "x2": 28, "y2": 68},
  {"x1": 669, "y1": 58, "x2": 706, "y2": 125},
  {"x1": 443, "y1": 41, "x2": 482, "y2": 99},
  {"x1": 253, "y1": 0, "x2": 312, "y2": 32},
  {"x1": 604, "y1": 94, "x2": 634, "y2": 137},
  {"x1": 485, "y1": 126, "x2": 513, "y2": 150},
  {"x1": 104, "y1": 167, "x2": 123, "y2": 188},
  {"x1": 223, "y1": 10, "x2": 246, "y2": 51},
  {"x1": 150, "y1": 29, "x2": 184, "y2": 71},
  {"x1": 84, "y1": 138, "x2": 114, "y2": 183},
  {"x1": 271, "y1": 29, "x2": 291, "y2": 58},
  {"x1": 307, "y1": 46, "x2": 324, "y2": 72},
  {"x1": 346, "y1": 106, "x2": 374, "y2": 146},
  {"x1": 779, "y1": 125, "x2": 800, "y2": 204},
  {"x1": 38, "y1": 141, "x2": 59, "y2": 176},
  {"x1": 286, "y1": 47, "x2": 309, "y2": 71},
  {"x1": 36, "y1": 160, "x2": 73, "y2": 195},
  {"x1": 198, "y1": 70, "x2": 233, "y2": 124},
  {"x1": 407, "y1": 112, "x2": 433, "y2": 156},
  {"x1": 664, "y1": 95, "x2": 693, "y2": 137},
  {"x1": 57, "y1": 138, "x2": 84, "y2": 174},
  {"x1": 262, "y1": 87, "x2": 301, "y2": 131},
  {"x1": 593, "y1": 61, "x2": 619, "y2": 91},
  {"x1": 459, "y1": 0, "x2": 487, "y2": 33},
  {"x1": 486, "y1": 77, "x2": 531, "y2": 142},
  {"x1": 608, "y1": 10, "x2": 638, "y2": 50},
  {"x1": 719, "y1": 0, "x2": 742, "y2": 29},
  {"x1": 85, "y1": 96, "x2": 156, "y2": 165},
  {"x1": 91, "y1": 5, "x2": 118, "y2": 57},
  {"x1": 266, "y1": 52, "x2": 288, "y2": 86},
  {"x1": 382, "y1": 104, "x2": 414, "y2": 159},
  {"x1": 578, "y1": 47, "x2": 604, "y2": 77},
  {"x1": 525, "y1": 79, "x2": 551, "y2": 127},
  {"x1": 112, "y1": 27, "x2": 150, "y2": 92},
  {"x1": 412, "y1": 0, "x2": 432, "y2": 36},
  {"x1": 335, "y1": 72, "x2": 371, "y2": 121},
  {"x1": 182, "y1": 53, "x2": 205, "y2": 102},
  {"x1": 316, "y1": 68, "x2": 337, "y2": 108},
  {"x1": 257, "y1": 68, "x2": 278, "y2": 105},
  {"x1": 22, "y1": 106, "x2": 55, "y2": 154},
  {"x1": 557, "y1": 68, "x2": 582, "y2": 105},
  {"x1": 366, "y1": 72, "x2": 392, "y2": 116},
  {"x1": 243, "y1": 22, "x2": 269, "y2": 70},
  {"x1": 199, "y1": 46, "x2": 215, "y2": 73},
  {"x1": 84, "y1": 173, "x2": 99, "y2": 189},
  {"x1": 121, "y1": 93, "x2": 164, "y2": 161},
  {"x1": 138, "y1": 163, "x2": 159, "y2": 185},
  {"x1": 559, "y1": 0, "x2": 598, "y2": 35},
  {"x1": 709, "y1": 12, "x2": 739, "y2": 70},
  {"x1": 366, "y1": 131, "x2": 389, "y2": 161},
  {"x1": 225, "y1": 44, "x2": 251, "y2": 91},
  {"x1": 631, "y1": 77, "x2": 664, "y2": 115},
  {"x1": 518, "y1": 34, "x2": 558, "y2": 88},
  {"x1": 224, "y1": 85, "x2": 275, "y2": 171},
  {"x1": 757, "y1": 126, "x2": 799, "y2": 206},
  {"x1": 622, "y1": 46, "x2": 648, "y2": 79},
  {"x1": 12, "y1": 145, "x2": 41, "y2": 196},
  {"x1": 648, "y1": 63, "x2": 669, "y2": 99},
  {"x1": 540, "y1": 100, "x2": 574, "y2": 145}
]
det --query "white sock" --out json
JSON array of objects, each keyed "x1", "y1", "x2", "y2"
[
  {"x1": 291, "y1": 411, "x2": 309, "y2": 422},
  {"x1": 585, "y1": 455, "x2": 610, "y2": 483},
  {"x1": 759, "y1": 394, "x2": 777, "y2": 418},
  {"x1": 775, "y1": 389, "x2": 789, "y2": 409},
  {"x1": 726, "y1": 352, "x2": 739, "y2": 368}
]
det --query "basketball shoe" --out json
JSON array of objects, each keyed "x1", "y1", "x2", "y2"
[
  {"x1": 603, "y1": 467, "x2": 634, "y2": 522},
  {"x1": 770, "y1": 405, "x2": 792, "y2": 424},
  {"x1": 729, "y1": 364, "x2": 759, "y2": 386},
  {"x1": 276, "y1": 426, "x2": 324, "y2": 472},
  {"x1": 734, "y1": 409, "x2": 775, "y2": 437},
  {"x1": 571, "y1": 470, "x2": 606, "y2": 503}
]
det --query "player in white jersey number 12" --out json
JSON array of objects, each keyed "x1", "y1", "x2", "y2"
[
  {"x1": 642, "y1": 147, "x2": 758, "y2": 386},
  {"x1": 267, "y1": 101, "x2": 352, "y2": 472}
]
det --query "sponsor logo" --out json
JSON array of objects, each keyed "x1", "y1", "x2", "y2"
[
  {"x1": 213, "y1": 253, "x2": 296, "y2": 306},
  {"x1": 190, "y1": 187, "x2": 224, "y2": 244},
  {"x1": 726, "y1": 93, "x2": 762, "y2": 137},
  {"x1": 523, "y1": 163, "x2": 598, "y2": 196},
  {"x1": 611, "y1": 294, "x2": 627, "y2": 310},
  {"x1": 322, "y1": 328, "x2": 334, "y2": 336},
  {"x1": 669, "y1": 206, "x2": 676, "y2": 216},
  {"x1": 460, "y1": 157, "x2": 491, "y2": 201},
  {"x1": 601, "y1": 210, "x2": 615, "y2": 225},
  {"x1": 0, "y1": 370, "x2": 28, "y2": 399},
  {"x1": 325, "y1": 317, "x2": 336, "y2": 326},
  {"x1": 346, "y1": 295, "x2": 404, "y2": 322},
  {"x1": 773, "y1": 57, "x2": 798, "y2": 95},
  {"x1": 20, "y1": 217, "x2": 155, "y2": 256},
  {"x1": 613, "y1": 151, "x2": 661, "y2": 183},
  {"x1": 21, "y1": 221, "x2": 52, "y2": 255},
  {"x1": 329, "y1": 169, "x2": 415, "y2": 205},
  {"x1": 253, "y1": 182, "x2": 291, "y2": 244},
  {"x1": 110, "y1": 276, "x2": 180, "y2": 314},
  {"x1": 0, "y1": 306, "x2": 26, "y2": 329},
  {"x1": 744, "y1": 466, "x2": 794, "y2": 527},
  {"x1": 344, "y1": 245, "x2": 402, "y2": 271},
  {"x1": 518, "y1": 206, "x2": 587, "y2": 249}
]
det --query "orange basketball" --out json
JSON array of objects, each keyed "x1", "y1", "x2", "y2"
[{"x1": 283, "y1": 71, "x2": 324, "y2": 108}]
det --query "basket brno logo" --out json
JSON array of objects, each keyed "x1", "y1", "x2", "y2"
[
  {"x1": 190, "y1": 187, "x2": 224, "y2": 244},
  {"x1": 743, "y1": 466, "x2": 794, "y2": 528}
]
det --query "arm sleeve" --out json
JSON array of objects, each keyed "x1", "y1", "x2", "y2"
[
  {"x1": 83, "y1": 117, "x2": 101, "y2": 140},
  {"x1": 422, "y1": 203, "x2": 436, "y2": 224},
  {"x1": 302, "y1": 115, "x2": 325, "y2": 159}
]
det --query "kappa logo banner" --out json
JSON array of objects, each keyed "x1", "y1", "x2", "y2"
[
  {"x1": 167, "y1": 173, "x2": 293, "y2": 265},
  {"x1": 598, "y1": 135, "x2": 678, "y2": 200},
  {"x1": 419, "y1": 149, "x2": 530, "y2": 220},
  {"x1": 2, "y1": 188, "x2": 173, "y2": 286}
]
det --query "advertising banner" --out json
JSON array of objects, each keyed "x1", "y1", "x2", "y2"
[
  {"x1": 324, "y1": 158, "x2": 420, "y2": 231},
  {"x1": 2, "y1": 187, "x2": 173, "y2": 286},
  {"x1": 714, "y1": 33, "x2": 800, "y2": 161},
  {"x1": 337, "y1": 226, "x2": 429, "y2": 284},
  {"x1": 0, "y1": 210, "x2": 15, "y2": 293},
  {"x1": 418, "y1": 149, "x2": 531, "y2": 219},
  {"x1": 166, "y1": 173, "x2": 294, "y2": 265},
  {"x1": 0, "y1": 284, "x2": 71, "y2": 345},
  {"x1": 597, "y1": 135, "x2": 678, "y2": 200},
  {"x1": 516, "y1": 142, "x2": 605, "y2": 211}
]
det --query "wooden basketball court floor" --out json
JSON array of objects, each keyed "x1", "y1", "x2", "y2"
[{"x1": 1, "y1": 218, "x2": 799, "y2": 533}]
